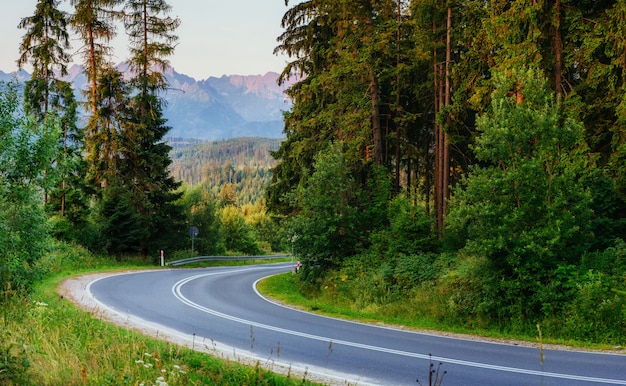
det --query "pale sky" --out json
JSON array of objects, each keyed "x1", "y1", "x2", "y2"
[{"x1": 1, "y1": 0, "x2": 291, "y2": 80}]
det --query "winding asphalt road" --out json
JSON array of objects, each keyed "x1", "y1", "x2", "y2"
[{"x1": 88, "y1": 263, "x2": 626, "y2": 385}]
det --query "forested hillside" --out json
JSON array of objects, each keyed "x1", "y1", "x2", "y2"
[
  {"x1": 168, "y1": 137, "x2": 281, "y2": 204},
  {"x1": 268, "y1": 0, "x2": 626, "y2": 345},
  {"x1": 3, "y1": 0, "x2": 626, "y2": 365}
]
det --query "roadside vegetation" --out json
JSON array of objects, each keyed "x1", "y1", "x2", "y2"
[
  {"x1": 0, "y1": 241, "x2": 318, "y2": 385},
  {"x1": 259, "y1": 270, "x2": 624, "y2": 351},
  {"x1": 4, "y1": 0, "x2": 626, "y2": 383},
  {"x1": 265, "y1": 0, "x2": 626, "y2": 352}
]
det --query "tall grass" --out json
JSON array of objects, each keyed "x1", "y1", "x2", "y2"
[
  {"x1": 1, "y1": 241, "x2": 319, "y2": 385},
  {"x1": 259, "y1": 272, "x2": 626, "y2": 351}
]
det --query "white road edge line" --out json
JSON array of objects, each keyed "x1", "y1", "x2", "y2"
[
  {"x1": 172, "y1": 269, "x2": 626, "y2": 385},
  {"x1": 86, "y1": 267, "x2": 375, "y2": 386}
]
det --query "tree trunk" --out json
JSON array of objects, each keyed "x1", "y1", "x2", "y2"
[
  {"x1": 443, "y1": 5, "x2": 452, "y2": 226},
  {"x1": 554, "y1": 0, "x2": 563, "y2": 99},
  {"x1": 369, "y1": 66, "x2": 383, "y2": 165}
]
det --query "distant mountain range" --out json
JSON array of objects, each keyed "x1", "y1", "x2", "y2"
[{"x1": 0, "y1": 65, "x2": 294, "y2": 140}]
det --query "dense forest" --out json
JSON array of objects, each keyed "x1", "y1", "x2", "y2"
[
  {"x1": 1, "y1": 0, "x2": 626, "y2": 355},
  {"x1": 0, "y1": 0, "x2": 286, "y2": 294},
  {"x1": 267, "y1": 0, "x2": 626, "y2": 344},
  {"x1": 169, "y1": 137, "x2": 280, "y2": 204}
]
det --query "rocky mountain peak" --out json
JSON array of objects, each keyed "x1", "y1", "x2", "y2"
[{"x1": 0, "y1": 65, "x2": 292, "y2": 140}]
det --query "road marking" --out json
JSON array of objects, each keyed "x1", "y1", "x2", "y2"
[{"x1": 173, "y1": 270, "x2": 626, "y2": 385}]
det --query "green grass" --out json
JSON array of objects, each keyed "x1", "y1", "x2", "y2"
[
  {"x1": 1, "y1": 241, "x2": 320, "y2": 385},
  {"x1": 258, "y1": 272, "x2": 624, "y2": 352}
]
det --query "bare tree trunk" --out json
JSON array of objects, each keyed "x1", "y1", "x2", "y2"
[
  {"x1": 437, "y1": 61, "x2": 445, "y2": 231},
  {"x1": 370, "y1": 66, "x2": 383, "y2": 165},
  {"x1": 442, "y1": 5, "x2": 452, "y2": 228},
  {"x1": 554, "y1": 0, "x2": 563, "y2": 100},
  {"x1": 434, "y1": 53, "x2": 441, "y2": 228}
]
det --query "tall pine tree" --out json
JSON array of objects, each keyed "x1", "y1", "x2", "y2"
[
  {"x1": 17, "y1": 0, "x2": 75, "y2": 206},
  {"x1": 121, "y1": 0, "x2": 182, "y2": 257}
]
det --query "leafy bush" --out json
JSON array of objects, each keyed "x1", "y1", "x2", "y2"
[
  {"x1": 289, "y1": 143, "x2": 363, "y2": 283},
  {"x1": 445, "y1": 68, "x2": 595, "y2": 322},
  {"x1": 560, "y1": 270, "x2": 626, "y2": 343},
  {"x1": 370, "y1": 195, "x2": 437, "y2": 260},
  {"x1": 393, "y1": 253, "x2": 440, "y2": 291},
  {"x1": 0, "y1": 81, "x2": 56, "y2": 294},
  {"x1": 0, "y1": 330, "x2": 31, "y2": 384},
  {"x1": 48, "y1": 215, "x2": 99, "y2": 248},
  {"x1": 220, "y1": 205, "x2": 261, "y2": 255}
]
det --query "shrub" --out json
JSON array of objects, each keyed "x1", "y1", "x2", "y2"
[
  {"x1": 562, "y1": 271, "x2": 626, "y2": 344},
  {"x1": 370, "y1": 195, "x2": 437, "y2": 261},
  {"x1": 393, "y1": 253, "x2": 440, "y2": 292},
  {"x1": 0, "y1": 330, "x2": 31, "y2": 385}
]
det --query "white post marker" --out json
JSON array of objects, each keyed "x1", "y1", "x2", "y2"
[{"x1": 160, "y1": 250, "x2": 164, "y2": 266}]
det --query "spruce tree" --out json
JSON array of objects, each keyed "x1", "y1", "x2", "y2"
[
  {"x1": 17, "y1": 0, "x2": 75, "y2": 206},
  {"x1": 17, "y1": 0, "x2": 72, "y2": 119},
  {"x1": 122, "y1": 0, "x2": 182, "y2": 257},
  {"x1": 70, "y1": 0, "x2": 123, "y2": 115}
]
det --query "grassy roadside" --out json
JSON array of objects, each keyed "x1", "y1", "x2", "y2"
[
  {"x1": 1, "y1": 242, "x2": 319, "y2": 385},
  {"x1": 257, "y1": 272, "x2": 624, "y2": 352}
]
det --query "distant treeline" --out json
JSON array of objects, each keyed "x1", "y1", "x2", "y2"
[{"x1": 168, "y1": 137, "x2": 282, "y2": 204}]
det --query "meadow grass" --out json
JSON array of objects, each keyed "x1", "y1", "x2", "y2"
[
  {"x1": 1, "y1": 242, "x2": 319, "y2": 385},
  {"x1": 258, "y1": 272, "x2": 623, "y2": 352}
]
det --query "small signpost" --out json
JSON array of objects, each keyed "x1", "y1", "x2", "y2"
[{"x1": 189, "y1": 226, "x2": 199, "y2": 257}]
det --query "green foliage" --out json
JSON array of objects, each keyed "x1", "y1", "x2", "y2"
[
  {"x1": 558, "y1": 270, "x2": 626, "y2": 343},
  {"x1": 0, "y1": 318, "x2": 31, "y2": 385},
  {"x1": 244, "y1": 201, "x2": 288, "y2": 253},
  {"x1": 120, "y1": 90, "x2": 184, "y2": 258},
  {"x1": 370, "y1": 195, "x2": 437, "y2": 260},
  {"x1": 584, "y1": 170, "x2": 626, "y2": 251},
  {"x1": 446, "y1": 68, "x2": 595, "y2": 322},
  {"x1": 177, "y1": 184, "x2": 225, "y2": 256},
  {"x1": 0, "y1": 81, "x2": 55, "y2": 294},
  {"x1": 124, "y1": 0, "x2": 180, "y2": 94},
  {"x1": 17, "y1": 0, "x2": 72, "y2": 121},
  {"x1": 290, "y1": 143, "x2": 363, "y2": 283},
  {"x1": 94, "y1": 183, "x2": 149, "y2": 257},
  {"x1": 220, "y1": 205, "x2": 261, "y2": 255},
  {"x1": 581, "y1": 238, "x2": 626, "y2": 278}
]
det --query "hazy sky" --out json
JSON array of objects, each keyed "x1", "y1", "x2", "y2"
[{"x1": 1, "y1": 1, "x2": 291, "y2": 80}]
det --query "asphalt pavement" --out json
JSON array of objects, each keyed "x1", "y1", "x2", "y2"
[{"x1": 87, "y1": 263, "x2": 626, "y2": 385}]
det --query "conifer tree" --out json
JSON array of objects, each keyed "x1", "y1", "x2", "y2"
[
  {"x1": 70, "y1": 0, "x2": 123, "y2": 115},
  {"x1": 86, "y1": 66, "x2": 129, "y2": 189},
  {"x1": 70, "y1": 0, "x2": 124, "y2": 201},
  {"x1": 122, "y1": 0, "x2": 182, "y2": 257},
  {"x1": 17, "y1": 0, "x2": 76, "y2": 207},
  {"x1": 17, "y1": 0, "x2": 72, "y2": 119}
]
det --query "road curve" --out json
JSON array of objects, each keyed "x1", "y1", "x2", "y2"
[{"x1": 86, "y1": 263, "x2": 626, "y2": 385}]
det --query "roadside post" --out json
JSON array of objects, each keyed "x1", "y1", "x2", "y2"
[
  {"x1": 189, "y1": 226, "x2": 199, "y2": 257},
  {"x1": 160, "y1": 250, "x2": 164, "y2": 266}
]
